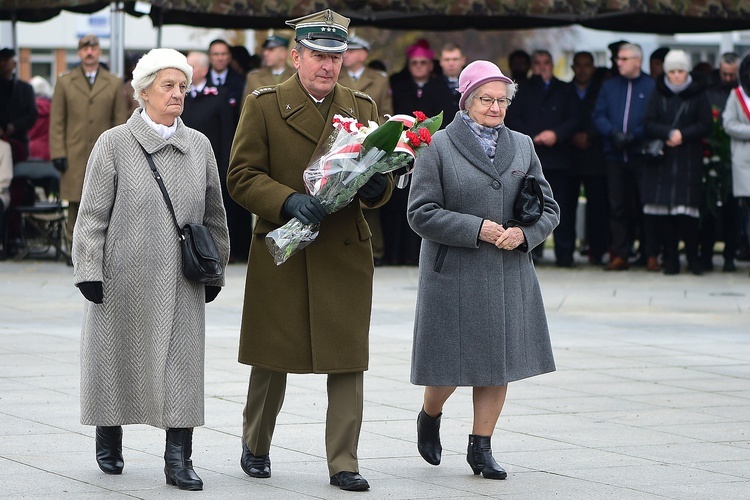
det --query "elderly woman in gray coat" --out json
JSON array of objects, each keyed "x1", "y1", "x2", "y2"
[
  {"x1": 407, "y1": 60, "x2": 559, "y2": 479},
  {"x1": 72, "y1": 48, "x2": 229, "y2": 490}
]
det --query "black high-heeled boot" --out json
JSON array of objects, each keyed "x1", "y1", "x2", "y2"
[
  {"x1": 467, "y1": 434, "x2": 507, "y2": 480},
  {"x1": 417, "y1": 408, "x2": 442, "y2": 465},
  {"x1": 95, "y1": 426, "x2": 124, "y2": 474},
  {"x1": 164, "y1": 428, "x2": 203, "y2": 491}
]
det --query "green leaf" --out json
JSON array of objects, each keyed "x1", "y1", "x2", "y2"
[
  {"x1": 362, "y1": 119, "x2": 404, "y2": 155},
  {"x1": 420, "y1": 112, "x2": 443, "y2": 135}
]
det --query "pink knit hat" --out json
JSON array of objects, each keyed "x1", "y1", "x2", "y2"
[
  {"x1": 406, "y1": 40, "x2": 434, "y2": 61},
  {"x1": 458, "y1": 60, "x2": 513, "y2": 110}
]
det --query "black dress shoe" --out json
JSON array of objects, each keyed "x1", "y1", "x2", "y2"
[
  {"x1": 330, "y1": 471, "x2": 370, "y2": 491},
  {"x1": 241, "y1": 441, "x2": 270, "y2": 478},
  {"x1": 723, "y1": 260, "x2": 737, "y2": 272}
]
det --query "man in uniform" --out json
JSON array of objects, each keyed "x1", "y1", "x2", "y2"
[
  {"x1": 243, "y1": 34, "x2": 295, "y2": 102},
  {"x1": 227, "y1": 9, "x2": 394, "y2": 492},
  {"x1": 337, "y1": 34, "x2": 392, "y2": 266},
  {"x1": 50, "y1": 34, "x2": 128, "y2": 245}
]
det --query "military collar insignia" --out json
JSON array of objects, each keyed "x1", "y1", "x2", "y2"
[{"x1": 286, "y1": 104, "x2": 291, "y2": 110}]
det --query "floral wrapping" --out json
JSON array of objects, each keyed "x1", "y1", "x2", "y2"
[{"x1": 266, "y1": 111, "x2": 443, "y2": 265}]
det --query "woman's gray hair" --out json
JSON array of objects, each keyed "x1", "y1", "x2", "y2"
[
  {"x1": 133, "y1": 73, "x2": 158, "y2": 109},
  {"x1": 467, "y1": 81, "x2": 518, "y2": 106}
]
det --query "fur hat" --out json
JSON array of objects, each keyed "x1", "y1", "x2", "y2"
[
  {"x1": 663, "y1": 50, "x2": 690, "y2": 73},
  {"x1": 131, "y1": 48, "x2": 193, "y2": 92},
  {"x1": 457, "y1": 60, "x2": 513, "y2": 110}
]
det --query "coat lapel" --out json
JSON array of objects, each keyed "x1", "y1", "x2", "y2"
[
  {"x1": 277, "y1": 77, "x2": 326, "y2": 145},
  {"x1": 493, "y1": 127, "x2": 518, "y2": 176},
  {"x1": 128, "y1": 110, "x2": 191, "y2": 156}
]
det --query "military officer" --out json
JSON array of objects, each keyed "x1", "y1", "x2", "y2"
[
  {"x1": 338, "y1": 35, "x2": 393, "y2": 120},
  {"x1": 337, "y1": 34, "x2": 393, "y2": 265},
  {"x1": 227, "y1": 9, "x2": 394, "y2": 492},
  {"x1": 50, "y1": 34, "x2": 129, "y2": 245},
  {"x1": 242, "y1": 34, "x2": 295, "y2": 103}
]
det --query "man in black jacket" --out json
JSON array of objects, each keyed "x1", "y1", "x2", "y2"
[
  {"x1": 208, "y1": 39, "x2": 245, "y2": 122},
  {"x1": 184, "y1": 51, "x2": 252, "y2": 261},
  {"x1": 0, "y1": 48, "x2": 37, "y2": 163},
  {"x1": 505, "y1": 50, "x2": 580, "y2": 267}
]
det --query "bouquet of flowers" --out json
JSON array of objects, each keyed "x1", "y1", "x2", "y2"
[
  {"x1": 702, "y1": 105, "x2": 732, "y2": 219},
  {"x1": 266, "y1": 110, "x2": 443, "y2": 265}
]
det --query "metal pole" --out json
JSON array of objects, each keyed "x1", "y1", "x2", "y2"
[{"x1": 109, "y1": 2, "x2": 125, "y2": 77}]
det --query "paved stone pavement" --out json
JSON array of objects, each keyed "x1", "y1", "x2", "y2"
[{"x1": 1, "y1": 258, "x2": 749, "y2": 499}]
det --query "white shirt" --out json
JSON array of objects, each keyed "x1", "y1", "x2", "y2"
[{"x1": 210, "y1": 69, "x2": 228, "y2": 86}]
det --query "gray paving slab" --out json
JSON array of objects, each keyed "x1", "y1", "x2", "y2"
[{"x1": 1, "y1": 258, "x2": 749, "y2": 499}]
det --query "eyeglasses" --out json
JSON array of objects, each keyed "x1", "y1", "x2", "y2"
[
  {"x1": 473, "y1": 96, "x2": 511, "y2": 108},
  {"x1": 616, "y1": 56, "x2": 638, "y2": 62}
]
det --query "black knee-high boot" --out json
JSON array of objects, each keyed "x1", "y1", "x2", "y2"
[
  {"x1": 164, "y1": 428, "x2": 203, "y2": 490},
  {"x1": 95, "y1": 426, "x2": 124, "y2": 474},
  {"x1": 467, "y1": 434, "x2": 507, "y2": 480},
  {"x1": 417, "y1": 408, "x2": 442, "y2": 465}
]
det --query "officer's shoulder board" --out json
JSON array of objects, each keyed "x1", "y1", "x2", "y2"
[
  {"x1": 352, "y1": 90, "x2": 374, "y2": 103},
  {"x1": 251, "y1": 86, "x2": 277, "y2": 98}
]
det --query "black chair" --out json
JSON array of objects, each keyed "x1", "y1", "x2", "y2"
[{"x1": 9, "y1": 160, "x2": 69, "y2": 261}]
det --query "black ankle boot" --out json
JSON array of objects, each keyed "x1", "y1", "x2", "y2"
[
  {"x1": 164, "y1": 428, "x2": 203, "y2": 491},
  {"x1": 417, "y1": 408, "x2": 442, "y2": 465},
  {"x1": 95, "y1": 426, "x2": 124, "y2": 474},
  {"x1": 467, "y1": 434, "x2": 507, "y2": 479}
]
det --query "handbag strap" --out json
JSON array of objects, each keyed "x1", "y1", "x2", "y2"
[
  {"x1": 668, "y1": 101, "x2": 687, "y2": 129},
  {"x1": 140, "y1": 145, "x2": 183, "y2": 239}
]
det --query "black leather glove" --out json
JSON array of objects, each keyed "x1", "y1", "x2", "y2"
[
  {"x1": 357, "y1": 173, "x2": 388, "y2": 201},
  {"x1": 205, "y1": 285, "x2": 221, "y2": 303},
  {"x1": 52, "y1": 158, "x2": 68, "y2": 173},
  {"x1": 76, "y1": 281, "x2": 103, "y2": 304},
  {"x1": 282, "y1": 193, "x2": 326, "y2": 225}
]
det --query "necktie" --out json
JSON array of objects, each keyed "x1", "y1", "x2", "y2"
[
  {"x1": 216, "y1": 77, "x2": 223, "y2": 86},
  {"x1": 87, "y1": 73, "x2": 95, "y2": 85}
]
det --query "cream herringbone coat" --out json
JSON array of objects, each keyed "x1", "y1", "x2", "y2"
[{"x1": 73, "y1": 110, "x2": 230, "y2": 428}]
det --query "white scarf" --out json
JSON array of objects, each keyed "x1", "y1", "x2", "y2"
[{"x1": 141, "y1": 109, "x2": 178, "y2": 140}]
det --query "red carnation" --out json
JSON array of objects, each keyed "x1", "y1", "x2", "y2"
[
  {"x1": 418, "y1": 128, "x2": 432, "y2": 145},
  {"x1": 413, "y1": 111, "x2": 427, "y2": 122},
  {"x1": 406, "y1": 130, "x2": 422, "y2": 147}
]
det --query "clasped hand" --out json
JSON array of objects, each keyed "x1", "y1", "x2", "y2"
[{"x1": 479, "y1": 220, "x2": 525, "y2": 250}]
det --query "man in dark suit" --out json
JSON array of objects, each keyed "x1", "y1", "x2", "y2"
[
  {"x1": 505, "y1": 49, "x2": 580, "y2": 267},
  {"x1": 208, "y1": 39, "x2": 245, "y2": 120},
  {"x1": 183, "y1": 51, "x2": 252, "y2": 262}
]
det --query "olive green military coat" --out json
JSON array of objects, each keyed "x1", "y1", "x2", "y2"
[
  {"x1": 228, "y1": 76, "x2": 393, "y2": 374},
  {"x1": 242, "y1": 66, "x2": 295, "y2": 104},
  {"x1": 50, "y1": 66, "x2": 129, "y2": 202},
  {"x1": 338, "y1": 67, "x2": 393, "y2": 121}
]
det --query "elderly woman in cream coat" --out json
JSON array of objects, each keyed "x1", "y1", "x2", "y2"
[
  {"x1": 407, "y1": 60, "x2": 559, "y2": 479},
  {"x1": 72, "y1": 48, "x2": 229, "y2": 491}
]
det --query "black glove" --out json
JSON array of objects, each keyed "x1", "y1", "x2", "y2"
[
  {"x1": 76, "y1": 281, "x2": 103, "y2": 304},
  {"x1": 52, "y1": 158, "x2": 68, "y2": 173},
  {"x1": 611, "y1": 132, "x2": 634, "y2": 150},
  {"x1": 205, "y1": 285, "x2": 221, "y2": 303},
  {"x1": 282, "y1": 193, "x2": 326, "y2": 225},
  {"x1": 357, "y1": 173, "x2": 388, "y2": 201}
]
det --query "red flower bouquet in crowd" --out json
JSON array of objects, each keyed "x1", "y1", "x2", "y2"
[{"x1": 266, "y1": 110, "x2": 443, "y2": 265}]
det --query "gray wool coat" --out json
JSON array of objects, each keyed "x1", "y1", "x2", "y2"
[
  {"x1": 72, "y1": 110, "x2": 230, "y2": 428},
  {"x1": 407, "y1": 113, "x2": 559, "y2": 387}
]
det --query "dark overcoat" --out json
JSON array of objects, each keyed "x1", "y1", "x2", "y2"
[
  {"x1": 407, "y1": 113, "x2": 559, "y2": 386},
  {"x1": 642, "y1": 77, "x2": 712, "y2": 208},
  {"x1": 227, "y1": 76, "x2": 393, "y2": 374}
]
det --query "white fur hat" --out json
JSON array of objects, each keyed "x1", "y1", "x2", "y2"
[
  {"x1": 131, "y1": 48, "x2": 193, "y2": 91},
  {"x1": 663, "y1": 50, "x2": 691, "y2": 73}
]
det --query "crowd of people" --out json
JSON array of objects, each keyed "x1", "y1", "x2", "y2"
[{"x1": 2, "y1": 10, "x2": 750, "y2": 493}]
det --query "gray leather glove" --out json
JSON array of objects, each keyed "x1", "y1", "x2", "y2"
[
  {"x1": 357, "y1": 173, "x2": 388, "y2": 201},
  {"x1": 282, "y1": 193, "x2": 326, "y2": 225}
]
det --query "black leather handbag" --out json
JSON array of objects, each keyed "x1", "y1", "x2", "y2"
[
  {"x1": 141, "y1": 146, "x2": 223, "y2": 283},
  {"x1": 504, "y1": 172, "x2": 544, "y2": 228},
  {"x1": 641, "y1": 101, "x2": 686, "y2": 165}
]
